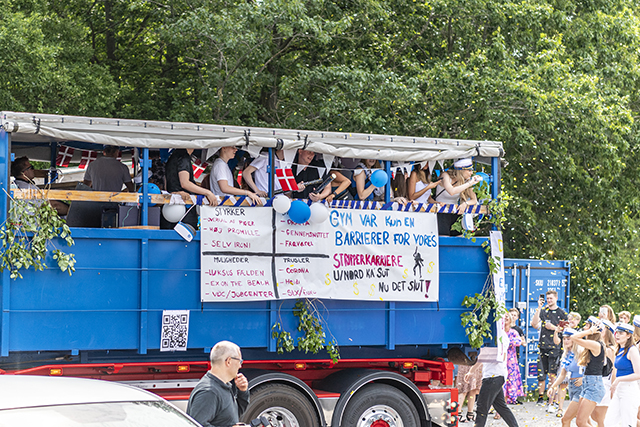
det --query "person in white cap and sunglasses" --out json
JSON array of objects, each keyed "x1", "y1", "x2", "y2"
[
  {"x1": 604, "y1": 322, "x2": 640, "y2": 427},
  {"x1": 432, "y1": 158, "x2": 482, "y2": 235}
]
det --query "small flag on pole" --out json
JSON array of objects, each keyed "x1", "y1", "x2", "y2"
[
  {"x1": 56, "y1": 146, "x2": 75, "y2": 167},
  {"x1": 192, "y1": 158, "x2": 208, "y2": 179},
  {"x1": 79, "y1": 150, "x2": 97, "y2": 169},
  {"x1": 275, "y1": 168, "x2": 299, "y2": 192}
]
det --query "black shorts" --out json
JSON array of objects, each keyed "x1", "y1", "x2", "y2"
[{"x1": 537, "y1": 347, "x2": 562, "y2": 381}]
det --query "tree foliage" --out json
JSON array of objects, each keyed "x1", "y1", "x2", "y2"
[{"x1": 4, "y1": 0, "x2": 640, "y2": 315}]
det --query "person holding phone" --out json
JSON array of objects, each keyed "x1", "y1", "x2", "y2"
[{"x1": 532, "y1": 289, "x2": 568, "y2": 410}]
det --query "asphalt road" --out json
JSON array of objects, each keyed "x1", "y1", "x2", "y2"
[{"x1": 458, "y1": 402, "x2": 563, "y2": 427}]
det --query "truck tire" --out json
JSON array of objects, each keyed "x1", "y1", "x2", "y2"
[
  {"x1": 241, "y1": 383, "x2": 320, "y2": 427},
  {"x1": 342, "y1": 383, "x2": 420, "y2": 427}
]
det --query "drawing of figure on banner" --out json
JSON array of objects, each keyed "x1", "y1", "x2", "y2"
[{"x1": 413, "y1": 247, "x2": 424, "y2": 278}]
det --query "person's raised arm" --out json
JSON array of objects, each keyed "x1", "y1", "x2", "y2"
[
  {"x1": 531, "y1": 296, "x2": 544, "y2": 329},
  {"x1": 441, "y1": 173, "x2": 482, "y2": 196},
  {"x1": 570, "y1": 327, "x2": 602, "y2": 356},
  {"x1": 178, "y1": 170, "x2": 218, "y2": 206}
]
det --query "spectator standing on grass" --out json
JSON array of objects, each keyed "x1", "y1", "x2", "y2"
[
  {"x1": 531, "y1": 290, "x2": 568, "y2": 409},
  {"x1": 504, "y1": 318, "x2": 524, "y2": 405}
]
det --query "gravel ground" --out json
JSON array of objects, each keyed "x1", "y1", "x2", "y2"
[{"x1": 458, "y1": 401, "x2": 564, "y2": 427}]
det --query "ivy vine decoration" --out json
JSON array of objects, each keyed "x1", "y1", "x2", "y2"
[
  {"x1": 460, "y1": 276, "x2": 508, "y2": 349},
  {"x1": 0, "y1": 189, "x2": 76, "y2": 279},
  {"x1": 272, "y1": 298, "x2": 340, "y2": 363}
]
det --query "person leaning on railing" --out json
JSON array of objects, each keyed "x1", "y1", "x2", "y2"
[
  {"x1": 209, "y1": 146, "x2": 263, "y2": 206},
  {"x1": 11, "y1": 156, "x2": 69, "y2": 216}
]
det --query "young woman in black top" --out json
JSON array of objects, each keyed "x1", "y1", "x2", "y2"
[{"x1": 572, "y1": 318, "x2": 606, "y2": 427}]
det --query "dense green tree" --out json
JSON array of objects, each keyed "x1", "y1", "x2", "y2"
[{"x1": 4, "y1": 0, "x2": 640, "y2": 316}]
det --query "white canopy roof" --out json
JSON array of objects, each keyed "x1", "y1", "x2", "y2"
[{"x1": 2, "y1": 111, "x2": 504, "y2": 162}]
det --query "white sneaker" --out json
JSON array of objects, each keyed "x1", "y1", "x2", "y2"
[{"x1": 547, "y1": 404, "x2": 557, "y2": 413}]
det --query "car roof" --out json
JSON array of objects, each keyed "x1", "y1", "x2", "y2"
[{"x1": 0, "y1": 376, "x2": 163, "y2": 410}]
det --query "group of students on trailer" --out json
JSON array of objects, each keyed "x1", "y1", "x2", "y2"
[{"x1": 169, "y1": 146, "x2": 485, "y2": 233}]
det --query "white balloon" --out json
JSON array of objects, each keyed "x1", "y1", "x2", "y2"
[
  {"x1": 272, "y1": 195, "x2": 291, "y2": 214},
  {"x1": 162, "y1": 204, "x2": 186, "y2": 223},
  {"x1": 309, "y1": 203, "x2": 329, "y2": 224}
]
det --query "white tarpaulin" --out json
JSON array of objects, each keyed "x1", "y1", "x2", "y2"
[
  {"x1": 200, "y1": 206, "x2": 439, "y2": 302},
  {"x1": 3, "y1": 111, "x2": 504, "y2": 162}
]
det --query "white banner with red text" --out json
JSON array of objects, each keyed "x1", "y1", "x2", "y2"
[{"x1": 200, "y1": 206, "x2": 439, "y2": 302}]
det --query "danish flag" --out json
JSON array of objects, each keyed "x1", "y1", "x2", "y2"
[
  {"x1": 192, "y1": 158, "x2": 208, "y2": 179},
  {"x1": 79, "y1": 150, "x2": 97, "y2": 169},
  {"x1": 275, "y1": 168, "x2": 299, "y2": 192},
  {"x1": 55, "y1": 146, "x2": 75, "y2": 167}
]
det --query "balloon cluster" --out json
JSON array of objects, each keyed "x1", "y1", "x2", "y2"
[{"x1": 272, "y1": 195, "x2": 328, "y2": 224}]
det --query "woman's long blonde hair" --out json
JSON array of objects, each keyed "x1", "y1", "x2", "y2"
[
  {"x1": 445, "y1": 169, "x2": 474, "y2": 202},
  {"x1": 577, "y1": 331, "x2": 602, "y2": 367}
]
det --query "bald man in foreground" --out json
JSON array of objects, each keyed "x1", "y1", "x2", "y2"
[{"x1": 187, "y1": 341, "x2": 250, "y2": 427}]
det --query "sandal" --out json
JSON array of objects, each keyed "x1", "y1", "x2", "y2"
[
  {"x1": 556, "y1": 409, "x2": 563, "y2": 418},
  {"x1": 466, "y1": 412, "x2": 476, "y2": 423}
]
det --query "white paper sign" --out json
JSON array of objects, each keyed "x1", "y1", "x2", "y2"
[
  {"x1": 201, "y1": 206, "x2": 439, "y2": 302},
  {"x1": 490, "y1": 230, "x2": 507, "y2": 358}
]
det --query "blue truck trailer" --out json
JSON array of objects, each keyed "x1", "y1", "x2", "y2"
[{"x1": 0, "y1": 112, "x2": 568, "y2": 427}]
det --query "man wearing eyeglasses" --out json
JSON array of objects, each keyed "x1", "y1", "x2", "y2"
[
  {"x1": 187, "y1": 340, "x2": 250, "y2": 427},
  {"x1": 11, "y1": 156, "x2": 69, "y2": 216}
]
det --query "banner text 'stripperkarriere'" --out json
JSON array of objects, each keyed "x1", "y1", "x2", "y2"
[{"x1": 200, "y1": 206, "x2": 439, "y2": 302}]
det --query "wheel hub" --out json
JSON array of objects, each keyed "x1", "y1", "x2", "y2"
[
  {"x1": 357, "y1": 404, "x2": 403, "y2": 427},
  {"x1": 258, "y1": 406, "x2": 300, "y2": 427}
]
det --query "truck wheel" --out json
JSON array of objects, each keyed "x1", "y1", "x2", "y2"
[
  {"x1": 242, "y1": 383, "x2": 320, "y2": 427},
  {"x1": 342, "y1": 383, "x2": 420, "y2": 427}
]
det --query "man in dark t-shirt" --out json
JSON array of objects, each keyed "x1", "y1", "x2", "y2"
[
  {"x1": 531, "y1": 289, "x2": 567, "y2": 407},
  {"x1": 161, "y1": 148, "x2": 217, "y2": 229},
  {"x1": 291, "y1": 149, "x2": 331, "y2": 201}
]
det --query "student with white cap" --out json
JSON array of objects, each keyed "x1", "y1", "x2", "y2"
[
  {"x1": 604, "y1": 323, "x2": 640, "y2": 427},
  {"x1": 433, "y1": 158, "x2": 482, "y2": 235},
  {"x1": 548, "y1": 328, "x2": 583, "y2": 427},
  {"x1": 571, "y1": 317, "x2": 606, "y2": 427}
]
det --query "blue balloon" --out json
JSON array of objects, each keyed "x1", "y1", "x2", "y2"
[
  {"x1": 139, "y1": 183, "x2": 161, "y2": 206},
  {"x1": 288, "y1": 200, "x2": 311, "y2": 224},
  {"x1": 475, "y1": 172, "x2": 491, "y2": 192},
  {"x1": 370, "y1": 170, "x2": 388, "y2": 187}
]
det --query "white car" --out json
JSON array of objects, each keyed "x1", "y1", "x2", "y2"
[{"x1": 0, "y1": 375, "x2": 201, "y2": 427}]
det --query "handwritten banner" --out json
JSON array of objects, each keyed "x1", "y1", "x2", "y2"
[{"x1": 200, "y1": 206, "x2": 439, "y2": 302}]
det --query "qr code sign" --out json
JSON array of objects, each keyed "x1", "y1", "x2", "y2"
[{"x1": 160, "y1": 310, "x2": 190, "y2": 352}]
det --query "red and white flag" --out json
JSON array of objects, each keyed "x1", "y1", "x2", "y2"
[
  {"x1": 55, "y1": 146, "x2": 75, "y2": 167},
  {"x1": 192, "y1": 158, "x2": 208, "y2": 179},
  {"x1": 275, "y1": 168, "x2": 299, "y2": 192},
  {"x1": 79, "y1": 150, "x2": 97, "y2": 169}
]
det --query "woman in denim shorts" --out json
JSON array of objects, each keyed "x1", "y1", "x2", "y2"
[
  {"x1": 548, "y1": 328, "x2": 583, "y2": 427},
  {"x1": 572, "y1": 318, "x2": 606, "y2": 427}
]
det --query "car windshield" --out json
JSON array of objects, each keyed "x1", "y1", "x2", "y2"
[{"x1": 0, "y1": 400, "x2": 198, "y2": 427}]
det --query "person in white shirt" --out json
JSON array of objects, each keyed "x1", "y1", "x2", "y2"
[
  {"x1": 465, "y1": 346, "x2": 520, "y2": 427},
  {"x1": 243, "y1": 149, "x2": 283, "y2": 196},
  {"x1": 209, "y1": 146, "x2": 262, "y2": 205}
]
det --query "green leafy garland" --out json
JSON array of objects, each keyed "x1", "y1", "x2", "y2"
[
  {"x1": 456, "y1": 187, "x2": 510, "y2": 348},
  {"x1": 272, "y1": 298, "x2": 340, "y2": 363},
  {"x1": 0, "y1": 190, "x2": 75, "y2": 279}
]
